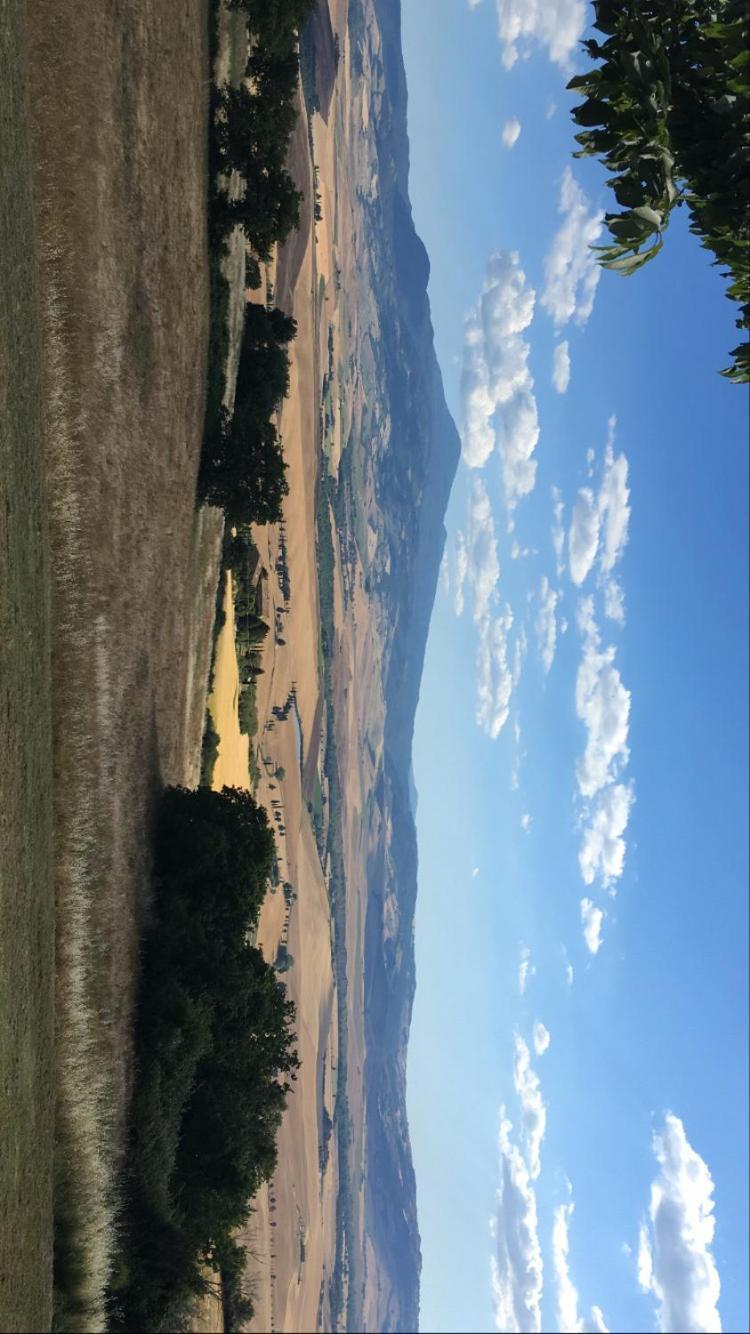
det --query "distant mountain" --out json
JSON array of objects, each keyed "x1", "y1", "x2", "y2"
[{"x1": 347, "y1": 1, "x2": 461, "y2": 1327}]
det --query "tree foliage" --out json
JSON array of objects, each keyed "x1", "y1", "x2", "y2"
[
  {"x1": 198, "y1": 304, "x2": 296, "y2": 524},
  {"x1": 109, "y1": 786, "x2": 298, "y2": 1332},
  {"x1": 568, "y1": 0, "x2": 750, "y2": 380}
]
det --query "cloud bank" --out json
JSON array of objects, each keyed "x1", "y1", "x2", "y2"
[{"x1": 638, "y1": 1114, "x2": 722, "y2": 1333}]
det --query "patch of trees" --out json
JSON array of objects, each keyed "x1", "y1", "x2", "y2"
[
  {"x1": 568, "y1": 0, "x2": 749, "y2": 381},
  {"x1": 108, "y1": 787, "x2": 298, "y2": 1332},
  {"x1": 211, "y1": 0, "x2": 318, "y2": 257},
  {"x1": 202, "y1": 0, "x2": 317, "y2": 526},
  {"x1": 198, "y1": 303, "x2": 297, "y2": 524}
]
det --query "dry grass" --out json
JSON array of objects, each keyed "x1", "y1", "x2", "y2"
[
  {"x1": 22, "y1": 0, "x2": 216, "y2": 1324},
  {"x1": 0, "y1": 5, "x2": 55, "y2": 1330}
]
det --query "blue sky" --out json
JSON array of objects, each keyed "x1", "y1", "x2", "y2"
[{"x1": 401, "y1": 3, "x2": 749, "y2": 1333}]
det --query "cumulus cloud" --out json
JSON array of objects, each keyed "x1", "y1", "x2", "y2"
[
  {"x1": 551, "y1": 1187, "x2": 611, "y2": 1333},
  {"x1": 502, "y1": 116, "x2": 522, "y2": 149},
  {"x1": 491, "y1": 1113, "x2": 543, "y2": 1332},
  {"x1": 598, "y1": 420, "x2": 631, "y2": 577},
  {"x1": 579, "y1": 783, "x2": 634, "y2": 888},
  {"x1": 513, "y1": 1035, "x2": 546, "y2": 1180},
  {"x1": 567, "y1": 417, "x2": 631, "y2": 599},
  {"x1": 580, "y1": 897, "x2": 604, "y2": 954},
  {"x1": 460, "y1": 251, "x2": 540, "y2": 510},
  {"x1": 575, "y1": 599, "x2": 631, "y2": 799},
  {"x1": 604, "y1": 578, "x2": 625, "y2": 625},
  {"x1": 521, "y1": 812, "x2": 533, "y2": 833},
  {"x1": 552, "y1": 340, "x2": 571, "y2": 393},
  {"x1": 568, "y1": 488, "x2": 601, "y2": 586},
  {"x1": 494, "y1": 0, "x2": 586, "y2": 71},
  {"x1": 518, "y1": 947, "x2": 535, "y2": 995},
  {"x1": 532, "y1": 1022, "x2": 550, "y2": 1056},
  {"x1": 638, "y1": 1114, "x2": 722, "y2": 1333},
  {"x1": 536, "y1": 575, "x2": 559, "y2": 674},
  {"x1": 542, "y1": 168, "x2": 603, "y2": 329},
  {"x1": 476, "y1": 604, "x2": 515, "y2": 738}
]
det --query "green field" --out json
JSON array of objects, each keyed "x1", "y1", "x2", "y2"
[{"x1": 0, "y1": 3, "x2": 55, "y2": 1330}]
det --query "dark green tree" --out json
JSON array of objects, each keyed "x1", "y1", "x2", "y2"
[{"x1": 568, "y1": 0, "x2": 749, "y2": 380}]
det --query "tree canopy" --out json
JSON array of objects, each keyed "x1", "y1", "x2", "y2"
[
  {"x1": 109, "y1": 786, "x2": 298, "y2": 1332},
  {"x1": 568, "y1": 0, "x2": 749, "y2": 381},
  {"x1": 197, "y1": 304, "x2": 296, "y2": 524}
]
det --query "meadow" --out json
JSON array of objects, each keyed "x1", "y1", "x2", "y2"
[{"x1": 0, "y1": 5, "x2": 54, "y2": 1328}]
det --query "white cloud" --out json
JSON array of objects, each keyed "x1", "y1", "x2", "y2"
[
  {"x1": 454, "y1": 530, "x2": 469, "y2": 615},
  {"x1": 575, "y1": 600, "x2": 631, "y2": 799},
  {"x1": 638, "y1": 1222, "x2": 654, "y2": 1293},
  {"x1": 638, "y1": 1114, "x2": 722, "y2": 1333},
  {"x1": 584, "y1": 1309, "x2": 610, "y2": 1333},
  {"x1": 491, "y1": 1113, "x2": 543, "y2": 1332},
  {"x1": 565, "y1": 962, "x2": 574, "y2": 986},
  {"x1": 604, "y1": 578, "x2": 625, "y2": 625},
  {"x1": 532, "y1": 1022, "x2": 550, "y2": 1056},
  {"x1": 542, "y1": 168, "x2": 603, "y2": 329},
  {"x1": 502, "y1": 116, "x2": 522, "y2": 149},
  {"x1": 513, "y1": 1035, "x2": 546, "y2": 1180},
  {"x1": 579, "y1": 783, "x2": 634, "y2": 888},
  {"x1": 466, "y1": 477, "x2": 501, "y2": 624},
  {"x1": 476, "y1": 604, "x2": 515, "y2": 739},
  {"x1": 546, "y1": 100, "x2": 557, "y2": 119},
  {"x1": 568, "y1": 488, "x2": 601, "y2": 586},
  {"x1": 520, "y1": 812, "x2": 533, "y2": 833},
  {"x1": 439, "y1": 548, "x2": 450, "y2": 595},
  {"x1": 552, "y1": 1197, "x2": 611, "y2": 1333},
  {"x1": 567, "y1": 418, "x2": 631, "y2": 599},
  {"x1": 472, "y1": 866, "x2": 481, "y2": 879},
  {"x1": 536, "y1": 575, "x2": 559, "y2": 673},
  {"x1": 518, "y1": 946, "x2": 534, "y2": 995},
  {"x1": 494, "y1": 0, "x2": 586, "y2": 71},
  {"x1": 552, "y1": 340, "x2": 571, "y2": 394},
  {"x1": 498, "y1": 388, "x2": 540, "y2": 508},
  {"x1": 598, "y1": 420, "x2": 630, "y2": 576},
  {"x1": 460, "y1": 251, "x2": 540, "y2": 510},
  {"x1": 551, "y1": 487, "x2": 565, "y2": 578},
  {"x1": 580, "y1": 897, "x2": 604, "y2": 954}
]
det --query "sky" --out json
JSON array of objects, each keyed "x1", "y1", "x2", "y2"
[{"x1": 401, "y1": 3, "x2": 749, "y2": 1333}]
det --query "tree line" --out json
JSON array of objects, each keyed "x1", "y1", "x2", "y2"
[{"x1": 199, "y1": 0, "x2": 319, "y2": 525}]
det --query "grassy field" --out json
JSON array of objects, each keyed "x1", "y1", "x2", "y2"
[
  {"x1": 21, "y1": 0, "x2": 214, "y2": 1325},
  {"x1": 0, "y1": 4, "x2": 55, "y2": 1331}
]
